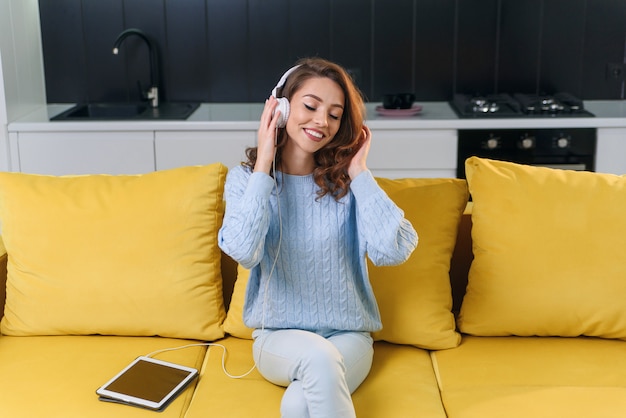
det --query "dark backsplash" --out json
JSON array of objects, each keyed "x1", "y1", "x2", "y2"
[{"x1": 39, "y1": 0, "x2": 626, "y2": 104}]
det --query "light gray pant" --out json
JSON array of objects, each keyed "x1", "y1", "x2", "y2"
[{"x1": 252, "y1": 328, "x2": 374, "y2": 418}]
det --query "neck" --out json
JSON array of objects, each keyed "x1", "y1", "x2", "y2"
[{"x1": 280, "y1": 144, "x2": 315, "y2": 175}]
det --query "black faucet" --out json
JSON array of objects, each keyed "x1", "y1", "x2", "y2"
[{"x1": 112, "y1": 28, "x2": 160, "y2": 108}]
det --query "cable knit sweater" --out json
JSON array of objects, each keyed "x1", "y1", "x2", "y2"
[{"x1": 218, "y1": 165, "x2": 418, "y2": 333}]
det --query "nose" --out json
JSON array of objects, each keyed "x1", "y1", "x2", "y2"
[{"x1": 313, "y1": 110, "x2": 328, "y2": 127}]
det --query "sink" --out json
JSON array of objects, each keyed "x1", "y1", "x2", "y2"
[{"x1": 51, "y1": 102, "x2": 200, "y2": 121}]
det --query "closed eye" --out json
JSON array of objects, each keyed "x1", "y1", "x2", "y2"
[{"x1": 304, "y1": 104, "x2": 340, "y2": 120}]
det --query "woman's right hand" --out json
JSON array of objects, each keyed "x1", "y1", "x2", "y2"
[
  {"x1": 254, "y1": 96, "x2": 280, "y2": 174},
  {"x1": 348, "y1": 125, "x2": 371, "y2": 180}
]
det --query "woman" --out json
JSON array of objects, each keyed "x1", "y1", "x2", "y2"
[{"x1": 218, "y1": 57, "x2": 417, "y2": 417}]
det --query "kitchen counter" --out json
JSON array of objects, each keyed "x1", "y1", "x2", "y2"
[
  {"x1": 5, "y1": 100, "x2": 626, "y2": 178},
  {"x1": 8, "y1": 100, "x2": 626, "y2": 132}
]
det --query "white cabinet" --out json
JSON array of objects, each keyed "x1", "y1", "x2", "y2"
[
  {"x1": 155, "y1": 131, "x2": 256, "y2": 170},
  {"x1": 11, "y1": 131, "x2": 155, "y2": 175},
  {"x1": 9, "y1": 127, "x2": 456, "y2": 178},
  {"x1": 156, "y1": 129, "x2": 456, "y2": 177},
  {"x1": 14, "y1": 126, "x2": 622, "y2": 179},
  {"x1": 368, "y1": 129, "x2": 457, "y2": 178},
  {"x1": 596, "y1": 128, "x2": 626, "y2": 175}
]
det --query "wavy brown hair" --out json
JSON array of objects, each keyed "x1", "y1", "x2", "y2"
[{"x1": 244, "y1": 57, "x2": 366, "y2": 201}]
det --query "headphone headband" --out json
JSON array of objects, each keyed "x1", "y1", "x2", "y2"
[{"x1": 271, "y1": 65, "x2": 302, "y2": 98}]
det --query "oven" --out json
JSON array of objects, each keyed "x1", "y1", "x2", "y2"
[
  {"x1": 456, "y1": 128, "x2": 597, "y2": 178},
  {"x1": 452, "y1": 92, "x2": 597, "y2": 178}
]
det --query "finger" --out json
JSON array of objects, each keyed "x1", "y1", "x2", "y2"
[
  {"x1": 269, "y1": 109, "x2": 280, "y2": 131},
  {"x1": 260, "y1": 97, "x2": 279, "y2": 127}
]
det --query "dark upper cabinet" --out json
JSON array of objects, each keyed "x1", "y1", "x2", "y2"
[
  {"x1": 497, "y1": 0, "x2": 542, "y2": 94},
  {"x1": 39, "y1": 0, "x2": 626, "y2": 103},
  {"x1": 165, "y1": 0, "x2": 211, "y2": 102},
  {"x1": 372, "y1": 0, "x2": 414, "y2": 100},
  {"x1": 455, "y1": 0, "x2": 499, "y2": 95},
  {"x1": 414, "y1": 0, "x2": 455, "y2": 101},
  {"x1": 582, "y1": 0, "x2": 626, "y2": 99},
  {"x1": 39, "y1": 0, "x2": 86, "y2": 103}
]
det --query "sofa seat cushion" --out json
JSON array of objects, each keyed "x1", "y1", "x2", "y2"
[
  {"x1": 184, "y1": 336, "x2": 282, "y2": 417},
  {"x1": 0, "y1": 335, "x2": 206, "y2": 418},
  {"x1": 352, "y1": 341, "x2": 447, "y2": 417},
  {"x1": 431, "y1": 336, "x2": 626, "y2": 418},
  {"x1": 185, "y1": 337, "x2": 446, "y2": 418}
]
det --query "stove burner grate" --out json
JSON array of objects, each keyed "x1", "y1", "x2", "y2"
[
  {"x1": 452, "y1": 93, "x2": 521, "y2": 118},
  {"x1": 451, "y1": 92, "x2": 594, "y2": 118},
  {"x1": 513, "y1": 92, "x2": 588, "y2": 115}
]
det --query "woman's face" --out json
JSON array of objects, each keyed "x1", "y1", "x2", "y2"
[{"x1": 285, "y1": 76, "x2": 345, "y2": 156}]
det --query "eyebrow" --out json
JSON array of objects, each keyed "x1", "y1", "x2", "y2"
[{"x1": 303, "y1": 94, "x2": 344, "y2": 110}]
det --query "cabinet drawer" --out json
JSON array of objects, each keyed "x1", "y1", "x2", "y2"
[
  {"x1": 155, "y1": 131, "x2": 256, "y2": 170},
  {"x1": 15, "y1": 131, "x2": 155, "y2": 175},
  {"x1": 596, "y1": 128, "x2": 626, "y2": 175},
  {"x1": 368, "y1": 129, "x2": 457, "y2": 170}
]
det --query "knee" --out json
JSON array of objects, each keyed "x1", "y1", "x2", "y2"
[{"x1": 301, "y1": 339, "x2": 345, "y2": 376}]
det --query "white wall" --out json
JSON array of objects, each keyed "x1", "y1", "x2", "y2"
[
  {"x1": 0, "y1": 52, "x2": 8, "y2": 172},
  {"x1": 0, "y1": 51, "x2": 7, "y2": 126},
  {"x1": 0, "y1": 0, "x2": 47, "y2": 171}
]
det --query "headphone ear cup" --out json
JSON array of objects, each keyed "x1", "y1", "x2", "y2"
[
  {"x1": 274, "y1": 97, "x2": 290, "y2": 128},
  {"x1": 271, "y1": 65, "x2": 300, "y2": 128}
]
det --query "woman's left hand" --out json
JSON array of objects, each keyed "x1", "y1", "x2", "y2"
[{"x1": 348, "y1": 125, "x2": 371, "y2": 180}]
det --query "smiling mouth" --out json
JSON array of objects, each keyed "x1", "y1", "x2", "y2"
[{"x1": 304, "y1": 128, "x2": 324, "y2": 140}]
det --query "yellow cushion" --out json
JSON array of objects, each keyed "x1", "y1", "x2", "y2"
[
  {"x1": 432, "y1": 336, "x2": 626, "y2": 418},
  {"x1": 0, "y1": 164, "x2": 228, "y2": 340},
  {"x1": 224, "y1": 178, "x2": 469, "y2": 350},
  {"x1": 184, "y1": 338, "x2": 446, "y2": 418},
  {"x1": 370, "y1": 177, "x2": 468, "y2": 349},
  {"x1": 222, "y1": 264, "x2": 254, "y2": 339},
  {"x1": 459, "y1": 157, "x2": 626, "y2": 338},
  {"x1": 0, "y1": 335, "x2": 207, "y2": 417}
]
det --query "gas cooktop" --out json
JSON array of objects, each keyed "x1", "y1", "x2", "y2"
[{"x1": 451, "y1": 92, "x2": 595, "y2": 118}]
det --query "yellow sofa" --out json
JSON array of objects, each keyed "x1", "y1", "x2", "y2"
[{"x1": 1, "y1": 157, "x2": 626, "y2": 418}]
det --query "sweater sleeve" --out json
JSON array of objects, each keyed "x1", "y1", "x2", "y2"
[
  {"x1": 218, "y1": 166, "x2": 275, "y2": 269},
  {"x1": 350, "y1": 170, "x2": 418, "y2": 266}
]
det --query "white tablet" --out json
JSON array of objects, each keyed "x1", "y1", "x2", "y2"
[{"x1": 96, "y1": 356, "x2": 199, "y2": 411}]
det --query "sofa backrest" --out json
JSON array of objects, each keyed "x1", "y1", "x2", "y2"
[
  {"x1": 221, "y1": 251, "x2": 238, "y2": 311},
  {"x1": 450, "y1": 212, "x2": 473, "y2": 315},
  {"x1": 0, "y1": 252, "x2": 7, "y2": 322},
  {"x1": 0, "y1": 213, "x2": 473, "y2": 325}
]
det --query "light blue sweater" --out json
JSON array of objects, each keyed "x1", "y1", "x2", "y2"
[{"x1": 218, "y1": 165, "x2": 417, "y2": 333}]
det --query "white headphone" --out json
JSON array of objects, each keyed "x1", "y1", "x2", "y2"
[{"x1": 271, "y1": 65, "x2": 301, "y2": 128}]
